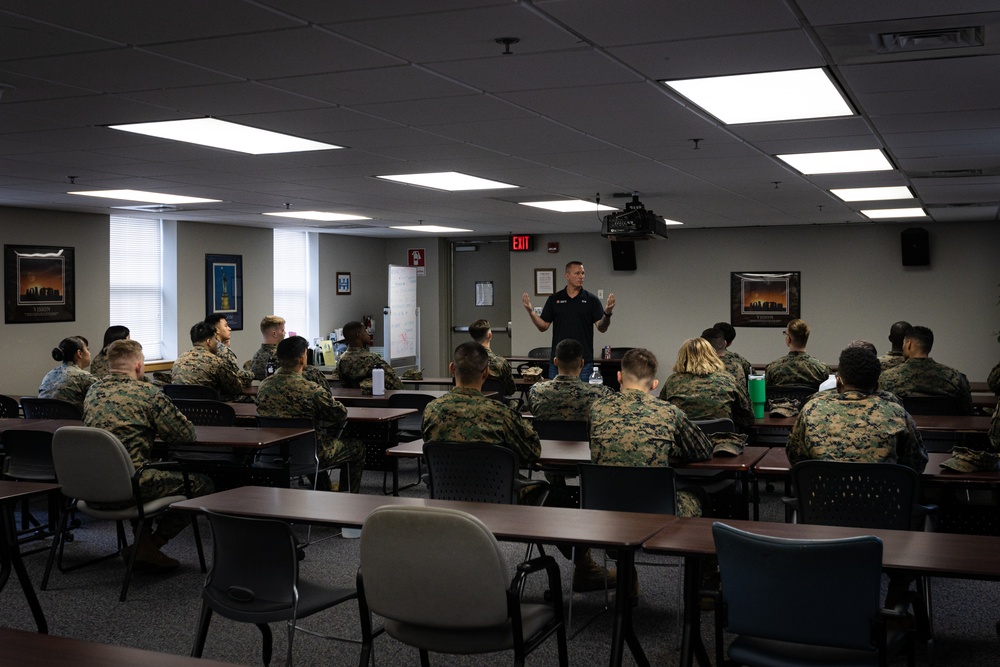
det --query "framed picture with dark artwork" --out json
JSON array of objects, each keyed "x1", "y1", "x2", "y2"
[
  {"x1": 4, "y1": 245, "x2": 75, "y2": 324},
  {"x1": 730, "y1": 271, "x2": 801, "y2": 327},
  {"x1": 205, "y1": 254, "x2": 243, "y2": 330}
]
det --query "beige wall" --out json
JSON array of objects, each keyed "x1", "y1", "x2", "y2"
[
  {"x1": 510, "y1": 222, "x2": 1000, "y2": 382},
  {"x1": 317, "y1": 234, "x2": 388, "y2": 346},
  {"x1": 0, "y1": 207, "x2": 110, "y2": 396}
]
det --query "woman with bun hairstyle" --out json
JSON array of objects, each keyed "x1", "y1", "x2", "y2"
[
  {"x1": 38, "y1": 335, "x2": 96, "y2": 408},
  {"x1": 90, "y1": 325, "x2": 130, "y2": 378}
]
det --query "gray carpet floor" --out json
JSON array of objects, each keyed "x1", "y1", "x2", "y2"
[{"x1": 3, "y1": 460, "x2": 999, "y2": 666}]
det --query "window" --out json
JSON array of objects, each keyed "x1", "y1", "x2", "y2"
[
  {"x1": 109, "y1": 216, "x2": 163, "y2": 359},
  {"x1": 273, "y1": 229, "x2": 310, "y2": 337}
]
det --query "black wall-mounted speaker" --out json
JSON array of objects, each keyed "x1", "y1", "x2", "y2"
[
  {"x1": 901, "y1": 228, "x2": 930, "y2": 266},
  {"x1": 611, "y1": 240, "x2": 637, "y2": 271}
]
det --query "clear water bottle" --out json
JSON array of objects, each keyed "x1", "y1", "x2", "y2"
[
  {"x1": 372, "y1": 367, "x2": 385, "y2": 395},
  {"x1": 589, "y1": 365, "x2": 603, "y2": 385}
]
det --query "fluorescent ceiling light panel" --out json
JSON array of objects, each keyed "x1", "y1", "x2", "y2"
[
  {"x1": 264, "y1": 211, "x2": 371, "y2": 222},
  {"x1": 661, "y1": 218, "x2": 685, "y2": 226},
  {"x1": 860, "y1": 207, "x2": 927, "y2": 219},
  {"x1": 520, "y1": 200, "x2": 616, "y2": 212},
  {"x1": 663, "y1": 68, "x2": 853, "y2": 124},
  {"x1": 109, "y1": 118, "x2": 342, "y2": 155},
  {"x1": 68, "y1": 189, "x2": 220, "y2": 204},
  {"x1": 776, "y1": 149, "x2": 893, "y2": 174},
  {"x1": 390, "y1": 225, "x2": 472, "y2": 233},
  {"x1": 830, "y1": 186, "x2": 914, "y2": 202},
  {"x1": 376, "y1": 171, "x2": 518, "y2": 191}
]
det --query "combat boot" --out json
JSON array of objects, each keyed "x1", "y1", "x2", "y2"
[
  {"x1": 132, "y1": 527, "x2": 180, "y2": 573},
  {"x1": 572, "y1": 549, "x2": 617, "y2": 592}
]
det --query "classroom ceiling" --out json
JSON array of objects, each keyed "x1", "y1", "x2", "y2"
[{"x1": 0, "y1": 1, "x2": 998, "y2": 238}]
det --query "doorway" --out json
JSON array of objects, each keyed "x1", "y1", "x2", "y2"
[{"x1": 450, "y1": 240, "x2": 511, "y2": 358}]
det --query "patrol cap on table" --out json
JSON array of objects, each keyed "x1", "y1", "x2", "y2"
[
  {"x1": 711, "y1": 432, "x2": 747, "y2": 457},
  {"x1": 940, "y1": 446, "x2": 1000, "y2": 473}
]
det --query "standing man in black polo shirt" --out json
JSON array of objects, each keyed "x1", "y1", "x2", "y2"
[{"x1": 521, "y1": 260, "x2": 615, "y2": 379}]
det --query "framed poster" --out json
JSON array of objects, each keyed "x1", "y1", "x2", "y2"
[
  {"x1": 337, "y1": 272, "x2": 352, "y2": 295},
  {"x1": 205, "y1": 254, "x2": 243, "y2": 330},
  {"x1": 534, "y1": 268, "x2": 555, "y2": 296},
  {"x1": 730, "y1": 271, "x2": 800, "y2": 327},
  {"x1": 4, "y1": 245, "x2": 75, "y2": 323}
]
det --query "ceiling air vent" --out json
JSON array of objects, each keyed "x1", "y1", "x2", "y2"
[{"x1": 874, "y1": 26, "x2": 984, "y2": 54}]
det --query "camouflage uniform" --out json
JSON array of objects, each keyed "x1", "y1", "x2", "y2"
[
  {"x1": 765, "y1": 351, "x2": 831, "y2": 388},
  {"x1": 786, "y1": 390, "x2": 927, "y2": 473},
  {"x1": 83, "y1": 374, "x2": 213, "y2": 538},
  {"x1": 658, "y1": 370, "x2": 755, "y2": 431},
  {"x1": 336, "y1": 347, "x2": 403, "y2": 389},
  {"x1": 422, "y1": 387, "x2": 540, "y2": 466},
  {"x1": 171, "y1": 346, "x2": 245, "y2": 398},
  {"x1": 38, "y1": 363, "x2": 96, "y2": 409},
  {"x1": 528, "y1": 374, "x2": 613, "y2": 421},
  {"x1": 217, "y1": 343, "x2": 254, "y2": 402},
  {"x1": 721, "y1": 355, "x2": 748, "y2": 389},
  {"x1": 878, "y1": 351, "x2": 906, "y2": 372},
  {"x1": 486, "y1": 349, "x2": 516, "y2": 396},
  {"x1": 811, "y1": 388, "x2": 903, "y2": 406},
  {"x1": 250, "y1": 344, "x2": 330, "y2": 390},
  {"x1": 589, "y1": 389, "x2": 714, "y2": 517},
  {"x1": 90, "y1": 351, "x2": 110, "y2": 378},
  {"x1": 723, "y1": 349, "x2": 752, "y2": 382},
  {"x1": 256, "y1": 368, "x2": 365, "y2": 493},
  {"x1": 878, "y1": 357, "x2": 974, "y2": 415},
  {"x1": 988, "y1": 360, "x2": 1000, "y2": 395}
]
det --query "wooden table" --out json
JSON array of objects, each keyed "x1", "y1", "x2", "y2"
[
  {"x1": 228, "y1": 403, "x2": 417, "y2": 422},
  {"x1": 329, "y1": 388, "x2": 496, "y2": 406},
  {"x1": 401, "y1": 376, "x2": 454, "y2": 388},
  {"x1": 970, "y1": 381, "x2": 992, "y2": 394},
  {"x1": 0, "y1": 626, "x2": 243, "y2": 666},
  {"x1": 386, "y1": 438, "x2": 591, "y2": 467},
  {"x1": 172, "y1": 486, "x2": 674, "y2": 667},
  {"x1": 644, "y1": 516, "x2": 1000, "y2": 667},
  {"x1": 0, "y1": 481, "x2": 61, "y2": 633}
]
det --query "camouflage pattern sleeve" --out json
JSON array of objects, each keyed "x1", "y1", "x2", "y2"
[
  {"x1": 989, "y1": 401, "x2": 1000, "y2": 458},
  {"x1": 990, "y1": 361, "x2": 1000, "y2": 395},
  {"x1": 38, "y1": 364, "x2": 97, "y2": 409},
  {"x1": 380, "y1": 358, "x2": 403, "y2": 390},
  {"x1": 657, "y1": 371, "x2": 754, "y2": 431},
  {"x1": 528, "y1": 376, "x2": 612, "y2": 421},
  {"x1": 487, "y1": 350, "x2": 516, "y2": 396},
  {"x1": 302, "y1": 365, "x2": 332, "y2": 391},
  {"x1": 249, "y1": 344, "x2": 278, "y2": 381},
  {"x1": 785, "y1": 409, "x2": 810, "y2": 467},
  {"x1": 151, "y1": 390, "x2": 197, "y2": 445},
  {"x1": 878, "y1": 358, "x2": 974, "y2": 415},
  {"x1": 218, "y1": 344, "x2": 254, "y2": 387},
  {"x1": 896, "y1": 411, "x2": 928, "y2": 473},
  {"x1": 337, "y1": 348, "x2": 402, "y2": 389},
  {"x1": 765, "y1": 352, "x2": 831, "y2": 388},
  {"x1": 90, "y1": 352, "x2": 110, "y2": 378}
]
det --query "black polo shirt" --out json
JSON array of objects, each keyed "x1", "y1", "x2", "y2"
[{"x1": 540, "y1": 287, "x2": 605, "y2": 362}]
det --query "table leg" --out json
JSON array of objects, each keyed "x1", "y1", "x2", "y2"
[
  {"x1": 609, "y1": 549, "x2": 649, "y2": 667},
  {"x1": 2, "y1": 504, "x2": 48, "y2": 633},
  {"x1": 679, "y1": 555, "x2": 712, "y2": 667}
]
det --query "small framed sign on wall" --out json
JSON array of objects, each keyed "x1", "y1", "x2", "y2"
[{"x1": 337, "y1": 272, "x2": 352, "y2": 295}]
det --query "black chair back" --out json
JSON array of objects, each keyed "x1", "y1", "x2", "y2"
[
  {"x1": 254, "y1": 416, "x2": 320, "y2": 476},
  {"x1": 170, "y1": 399, "x2": 236, "y2": 426},
  {"x1": 791, "y1": 460, "x2": 919, "y2": 530},
  {"x1": 527, "y1": 347, "x2": 551, "y2": 359},
  {"x1": 532, "y1": 419, "x2": 589, "y2": 441},
  {"x1": 20, "y1": 397, "x2": 82, "y2": 420},
  {"x1": 692, "y1": 418, "x2": 736, "y2": 435},
  {"x1": 578, "y1": 464, "x2": 676, "y2": 515},
  {"x1": 901, "y1": 395, "x2": 961, "y2": 416},
  {"x1": 481, "y1": 377, "x2": 507, "y2": 401},
  {"x1": 386, "y1": 393, "x2": 435, "y2": 441},
  {"x1": 1, "y1": 429, "x2": 56, "y2": 480},
  {"x1": 765, "y1": 385, "x2": 817, "y2": 408},
  {"x1": 162, "y1": 384, "x2": 220, "y2": 401},
  {"x1": 0, "y1": 395, "x2": 20, "y2": 418},
  {"x1": 422, "y1": 441, "x2": 517, "y2": 504}
]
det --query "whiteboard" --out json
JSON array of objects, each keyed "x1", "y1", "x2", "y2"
[{"x1": 386, "y1": 265, "x2": 419, "y2": 367}]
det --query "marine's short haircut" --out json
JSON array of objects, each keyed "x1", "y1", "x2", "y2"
[
  {"x1": 343, "y1": 321, "x2": 365, "y2": 344},
  {"x1": 847, "y1": 339, "x2": 878, "y2": 356},
  {"x1": 276, "y1": 335, "x2": 308, "y2": 368},
  {"x1": 888, "y1": 321, "x2": 912, "y2": 347},
  {"x1": 621, "y1": 347, "x2": 658, "y2": 382},
  {"x1": 905, "y1": 325, "x2": 934, "y2": 353},
  {"x1": 102, "y1": 325, "x2": 130, "y2": 352},
  {"x1": 701, "y1": 327, "x2": 727, "y2": 353},
  {"x1": 107, "y1": 339, "x2": 143, "y2": 370},
  {"x1": 565, "y1": 260, "x2": 583, "y2": 272},
  {"x1": 190, "y1": 321, "x2": 217, "y2": 344},
  {"x1": 673, "y1": 338, "x2": 725, "y2": 376},
  {"x1": 838, "y1": 346, "x2": 881, "y2": 391},
  {"x1": 555, "y1": 338, "x2": 584, "y2": 365},
  {"x1": 468, "y1": 319, "x2": 491, "y2": 343},
  {"x1": 52, "y1": 336, "x2": 89, "y2": 363},
  {"x1": 714, "y1": 321, "x2": 737, "y2": 345},
  {"x1": 205, "y1": 313, "x2": 228, "y2": 329},
  {"x1": 453, "y1": 341, "x2": 490, "y2": 385},
  {"x1": 259, "y1": 315, "x2": 285, "y2": 334},
  {"x1": 786, "y1": 318, "x2": 810, "y2": 347}
]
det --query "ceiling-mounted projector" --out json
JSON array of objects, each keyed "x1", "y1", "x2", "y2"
[{"x1": 601, "y1": 194, "x2": 669, "y2": 240}]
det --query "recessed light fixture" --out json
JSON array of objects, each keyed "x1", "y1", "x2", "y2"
[
  {"x1": 376, "y1": 172, "x2": 518, "y2": 191},
  {"x1": 662, "y1": 68, "x2": 853, "y2": 124},
  {"x1": 109, "y1": 118, "x2": 343, "y2": 155},
  {"x1": 776, "y1": 149, "x2": 893, "y2": 174},
  {"x1": 390, "y1": 225, "x2": 472, "y2": 233},
  {"x1": 263, "y1": 211, "x2": 371, "y2": 222},
  {"x1": 519, "y1": 200, "x2": 617, "y2": 212},
  {"x1": 68, "y1": 189, "x2": 220, "y2": 204},
  {"x1": 830, "y1": 186, "x2": 914, "y2": 202},
  {"x1": 860, "y1": 207, "x2": 927, "y2": 219},
  {"x1": 660, "y1": 218, "x2": 686, "y2": 226}
]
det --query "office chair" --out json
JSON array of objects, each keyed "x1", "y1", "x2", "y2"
[
  {"x1": 0, "y1": 394, "x2": 20, "y2": 418},
  {"x1": 713, "y1": 521, "x2": 914, "y2": 667},
  {"x1": 20, "y1": 397, "x2": 82, "y2": 420},
  {"x1": 357, "y1": 505, "x2": 567, "y2": 667},
  {"x1": 254, "y1": 416, "x2": 349, "y2": 493},
  {"x1": 901, "y1": 394, "x2": 962, "y2": 416},
  {"x1": 531, "y1": 420, "x2": 589, "y2": 442},
  {"x1": 162, "y1": 384, "x2": 220, "y2": 401},
  {"x1": 1, "y1": 429, "x2": 59, "y2": 538},
  {"x1": 168, "y1": 399, "x2": 239, "y2": 463}
]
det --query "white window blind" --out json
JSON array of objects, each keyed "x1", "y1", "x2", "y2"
[
  {"x1": 273, "y1": 229, "x2": 309, "y2": 337},
  {"x1": 109, "y1": 216, "x2": 163, "y2": 360}
]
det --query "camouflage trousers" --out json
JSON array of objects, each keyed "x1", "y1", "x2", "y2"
[
  {"x1": 677, "y1": 489, "x2": 702, "y2": 518},
  {"x1": 319, "y1": 437, "x2": 366, "y2": 494},
  {"x1": 90, "y1": 468, "x2": 214, "y2": 540}
]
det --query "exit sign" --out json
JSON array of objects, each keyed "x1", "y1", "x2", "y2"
[{"x1": 510, "y1": 234, "x2": 534, "y2": 252}]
